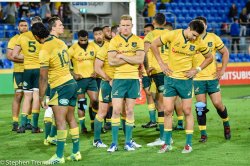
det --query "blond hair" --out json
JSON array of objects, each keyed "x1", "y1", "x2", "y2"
[{"x1": 120, "y1": 15, "x2": 132, "y2": 21}]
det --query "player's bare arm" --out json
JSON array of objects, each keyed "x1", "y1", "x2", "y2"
[
  {"x1": 217, "y1": 46, "x2": 229, "y2": 79},
  {"x1": 186, "y1": 51, "x2": 213, "y2": 78},
  {"x1": 108, "y1": 51, "x2": 126, "y2": 66},
  {"x1": 143, "y1": 42, "x2": 151, "y2": 70},
  {"x1": 7, "y1": 49, "x2": 23, "y2": 63},
  {"x1": 12, "y1": 45, "x2": 24, "y2": 60},
  {"x1": 151, "y1": 37, "x2": 172, "y2": 75},
  {"x1": 117, "y1": 50, "x2": 145, "y2": 65},
  {"x1": 39, "y1": 66, "x2": 49, "y2": 109},
  {"x1": 70, "y1": 70, "x2": 83, "y2": 80},
  {"x1": 94, "y1": 58, "x2": 111, "y2": 81}
]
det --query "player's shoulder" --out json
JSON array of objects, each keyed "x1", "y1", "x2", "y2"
[
  {"x1": 20, "y1": 31, "x2": 33, "y2": 38},
  {"x1": 131, "y1": 34, "x2": 143, "y2": 41}
]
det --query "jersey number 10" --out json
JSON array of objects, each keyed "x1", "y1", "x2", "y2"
[{"x1": 58, "y1": 50, "x2": 69, "y2": 67}]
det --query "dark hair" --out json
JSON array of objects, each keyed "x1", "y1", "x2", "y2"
[
  {"x1": 78, "y1": 30, "x2": 88, "y2": 38},
  {"x1": 47, "y1": 16, "x2": 61, "y2": 32},
  {"x1": 144, "y1": 23, "x2": 154, "y2": 30},
  {"x1": 31, "y1": 22, "x2": 50, "y2": 39},
  {"x1": 153, "y1": 13, "x2": 166, "y2": 25},
  {"x1": 195, "y1": 16, "x2": 207, "y2": 25},
  {"x1": 188, "y1": 20, "x2": 204, "y2": 34},
  {"x1": 165, "y1": 22, "x2": 173, "y2": 28},
  {"x1": 18, "y1": 20, "x2": 28, "y2": 25},
  {"x1": 93, "y1": 27, "x2": 102, "y2": 33},
  {"x1": 31, "y1": 16, "x2": 42, "y2": 25},
  {"x1": 102, "y1": 26, "x2": 110, "y2": 30},
  {"x1": 111, "y1": 25, "x2": 119, "y2": 33}
]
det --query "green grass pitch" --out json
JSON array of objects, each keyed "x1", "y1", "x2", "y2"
[{"x1": 0, "y1": 85, "x2": 249, "y2": 166}]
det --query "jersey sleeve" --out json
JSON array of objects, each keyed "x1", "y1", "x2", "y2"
[
  {"x1": 198, "y1": 39, "x2": 210, "y2": 55},
  {"x1": 15, "y1": 34, "x2": 23, "y2": 47},
  {"x1": 39, "y1": 48, "x2": 50, "y2": 67},
  {"x1": 160, "y1": 30, "x2": 175, "y2": 45},
  {"x1": 214, "y1": 34, "x2": 224, "y2": 50},
  {"x1": 108, "y1": 38, "x2": 117, "y2": 52},
  {"x1": 144, "y1": 32, "x2": 154, "y2": 44},
  {"x1": 96, "y1": 46, "x2": 107, "y2": 61},
  {"x1": 137, "y1": 38, "x2": 144, "y2": 51},
  {"x1": 7, "y1": 37, "x2": 16, "y2": 50}
]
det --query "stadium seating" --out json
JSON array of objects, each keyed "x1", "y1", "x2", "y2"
[{"x1": 156, "y1": 0, "x2": 246, "y2": 31}]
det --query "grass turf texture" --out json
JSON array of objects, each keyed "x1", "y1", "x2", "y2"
[{"x1": 0, "y1": 85, "x2": 249, "y2": 166}]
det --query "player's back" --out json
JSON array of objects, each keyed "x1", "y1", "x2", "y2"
[
  {"x1": 145, "y1": 28, "x2": 169, "y2": 74},
  {"x1": 39, "y1": 36, "x2": 72, "y2": 88},
  {"x1": 16, "y1": 31, "x2": 41, "y2": 69}
]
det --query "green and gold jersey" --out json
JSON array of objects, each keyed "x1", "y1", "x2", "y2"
[
  {"x1": 96, "y1": 41, "x2": 114, "y2": 79},
  {"x1": 160, "y1": 29, "x2": 210, "y2": 80},
  {"x1": 193, "y1": 32, "x2": 224, "y2": 80},
  {"x1": 144, "y1": 28, "x2": 169, "y2": 74},
  {"x1": 68, "y1": 42, "x2": 97, "y2": 78},
  {"x1": 8, "y1": 34, "x2": 24, "y2": 72},
  {"x1": 39, "y1": 36, "x2": 73, "y2": 88},
  {"x1": 108, "y1": 34, "x2": 144, "y2": 79},
  {"x1": 16, "y1": 31, "x2": 41, "y2": 69}
]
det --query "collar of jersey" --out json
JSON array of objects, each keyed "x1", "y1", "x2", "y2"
[
  {"x1": 182, "y1": 30, "x2": 188, "y2": 44},
  {"x1": 94, "y1": 40, "x2": 104, "y2": 47},
  {"x1": 119, "y1": 34, "x2": 133, "y2": 42},
  {"x1": 44, "y1": 36, "x2": 53, "y2": 43},
  {"x1": 202, "y1": 32, "x2": 208, "y2": 40},
  {"x1": 155, "y1": 27, "x2": 164, "y2": 30},
  {"x1": 50, "y1": 34, "x2": 58, "y2": 38}
]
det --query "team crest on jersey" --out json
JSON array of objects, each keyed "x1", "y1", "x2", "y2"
[
  {"x1": 189, "y1": 45, "x2": 195, "y2": 51},
  {"x1": 132, "y1": 42, "x2": 137, "y2": 47},
  {"x1": 90, "y1": 51, "x2": 94, "y2": 56},
  {"x1": 118, "y1": 43, "x2": 122, "y2": 47},
  {"x1": 208, "y1": 42, "x2": 213, "y2": 47}
]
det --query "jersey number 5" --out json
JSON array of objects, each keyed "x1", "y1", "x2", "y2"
[{"x1": 28, "y1": 41, "x2": 36, "y2": 53}]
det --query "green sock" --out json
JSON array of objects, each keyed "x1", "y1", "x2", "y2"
[
  {"x1": 149, "y1": 110, "x2": 156, "y2": 122},
  {"x1": 32, "y1": 113, "x2": 39, "y2": 128},
  {"x1": 72, "y1": 138, "x2": 79, "y2": 154},
  {"x1": 112, "y1": 126, "x2": 119, "y2": 145},
  {"x1": 178, "y1": 120, "x2": 183, "y2": 127},
  {"x1": 79, "y1": 118, "x2": 86, "y2": 129},
  {"x1": 201, "y1": 130, "x2": 207, "y2": 136},
  {"x1": 56, "y1": 141, "x2": 65, "y2": 158},
  {"x1": 165, "y1": 131, "x2": 172, "y2": 145},
  {"x1": 94, "y1": 117, "x2": 103, "y2": 141},
  {"x1": 223, "y1": 121, "x2": 230, "y2": 127},
  {"x1": 27, "y1": 116, "x2": 31, "y2": 124},
  {"x1": 186, "y1": 134, "x2": 193, "y2": 146},
  {"x1": 56, "y1": 130, "x2": 67, "y2": 158},
  {"x1": 125, "y1": 124, "x2": 133, "y2": 144},
  {"x1": 49, "y1": 125, "x2": 57, "y2": 137},
  {"x1": 159, "y1": 124, "x2": 164, "y2": 140},
  {"x1": 44, "y1": 122, "x2": 52, "y2": 139},
  {"x1": 20, "y1": 114, "x2": 27, "y2": 127},
  {"x1": 121, "y1": 119, "x2": 126, "y2": 134}
]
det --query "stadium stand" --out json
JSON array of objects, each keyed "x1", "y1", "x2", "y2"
[{"x1": 0, "y1": 1, "x2": 250, "y2": 69}]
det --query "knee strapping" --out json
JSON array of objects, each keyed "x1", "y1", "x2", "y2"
[
  {"x1": 78, "y1": 98, "x2": 87, "y2": 111},
  {"x1": 195, "y1": 102, "x2": 209, "y2": 116},
  {"x1": 92, "y1": 100, "x2": 99, "y2": 110}
]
